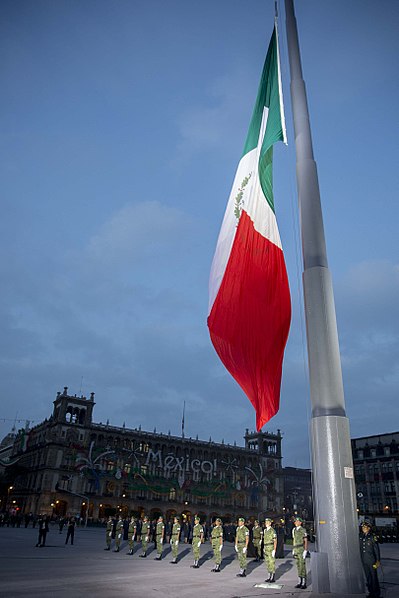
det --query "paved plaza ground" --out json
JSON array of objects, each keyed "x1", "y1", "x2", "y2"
[{"x1": 0, "y1": 525, "x2": 398, "y2": 597}]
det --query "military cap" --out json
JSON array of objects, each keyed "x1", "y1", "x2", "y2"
[
  {"x1": 194, "y1": 514, "x2": 200, "y2": 521},
  {"x1": 215, "y1": 517, "x2": 222, "y2": 523},
  {"x1": 254, "y1": 519, "x2": 259, "y2": 524},
  {"x1": 294, "y1": 516, "x2": 303, "y2": 522},
  {"x1": 361, "y1": 520, "x2": 372, "y2": 528},
  {"x1": 238, "y1": 517, "x2": 245, "y2": 522},
  {"x1": 265, "y1": 517, "x2": 273, "y2": 522}
]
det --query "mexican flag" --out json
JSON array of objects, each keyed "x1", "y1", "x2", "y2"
[{"x1": 207, "y1": 25, "x2": 291, "y2": 431}]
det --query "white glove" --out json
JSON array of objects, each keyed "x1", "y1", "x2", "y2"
[
  {"x1": 170, "y1": 540, "x2": 173, "y2": 545},
  {"x1": 108, "y1": 532, "x2": 112, "y2": 537},
  {"x1": 234, "y1": 545, "x2": 238, "y2": 553},
  {"x1": 272, "y1": 550, "x2": 276, "y2": 558},
  {"x1": 175, "y1": 540, "x2": 179, "y2": 545},
  {"x1": 303, "y1": 550, "x2": 307, "y2": 559},
  {"x1": 145, "y1": 536, "x2": 149, "y2": 542},
  {"x1": 219, "y1": 544, "x2": 223, "y2": 552},
  {"x1": 292, "y1": 550, "x2": 295, "y2": 557},
  {"x1": 243, "y1": 546, "x2": 247, "y2": 554},
  {"x1": 197, "y1": 541, "x2": 201, "y2": 548},
  {"x1": 160, "y1": 539, "x2": 163, "y2": 544},
  {"x1": 118, "y1": 534, "x2": 122, "y2": 539}
]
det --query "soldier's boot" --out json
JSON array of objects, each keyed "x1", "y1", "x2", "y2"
[
  {"x1": 265, "y1": 574, "x2": 271, "y2": 582},
  {"x1": 155, "y1": 555, "x2": 162, "y2": 560},
  {"x1": 139, "y1": 552, "x2": 146, "y2": 558},
  {"x1": 170, "y1": 558, "x2": 177, "y2": 564},
  {"x1": 114, "y1": 547, "x2": 120, "y2": 552},
  {"x1": 269, "y1": 573, "x2": 275, "y2": 583},
  {"x1": 236, "y1": 568, "x2": 244, "y2": 577},
  {"x1": 215, "y1": 564, "x2": 221, "y2": 572},
  {"x1": 104, "y1": 547, "x2": 110, "y2": 551},
  {"x1": 295, "y1": 578, "x2": 303, "y2": 588},
  {"x1": 301, "y1": 578, "x2": 307, "y2": 589},
  {"x1": 195, "y1": 560, "x2": 199, "y2": 568}
]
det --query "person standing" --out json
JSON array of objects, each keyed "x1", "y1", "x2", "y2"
[
  {"x1": 65, "y1": 517, "x2": 76, "y2": 545},
  {"x1": 252, "y1": 520, "x2": 262, "y2": 562},
  {"x1": 114, "y1": 515, "x2": 123, "y2": 552},
  {"x1": 35, "y1": 515, "x2": 49, "y2": 547},
  {"x1": 170, "y1": 516, "x2": 181, "y2": 564},
  {"x1": 155, "y1": 515, "x2": 165, "y2": 560},
  {"x1": 140, "y1": 515, "x2": 150, "y2": 557},
  {"x1": 275, "y1": 519, "x2": 285, "y2": 558},
  {"x1": 191, "y1": 515, "x2": 204, "y2": 568},
  {"x1": 104, "y1": 516, "x2": 113, "y2": 551},
  {"x1": 292, "y1": 516, "x2": 308, "y2": 589},
  {"x1": 127, "y1": 516, "x2": 136, "y2": 555},
  {"x1": 235, "y1": 517, "x2": 249, "y2": 578},
  {"x1": 211, "y1": 518, "x2": 223, "y2": 572},
  {"x1": 263, "y1": 517, "x2": 277, "y2": 583},
  {"x1": 360, "y1": 520, "x2": 381, "y2": 598}
]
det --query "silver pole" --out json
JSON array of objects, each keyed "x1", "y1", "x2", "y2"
[{"x1": 284, "y1": 1, "x2": 364, "y2": 594}]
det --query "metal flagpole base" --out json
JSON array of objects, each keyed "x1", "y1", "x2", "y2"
[{"x1": 311, "y1": 415, "x2": 364, "y2": 594}]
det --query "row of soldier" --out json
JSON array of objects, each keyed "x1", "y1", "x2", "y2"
[{"x1": 104, "y1": 514, "x2": 309, "y2": 590}]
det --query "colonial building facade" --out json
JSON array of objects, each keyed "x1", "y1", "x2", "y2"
[
  {"x1": 352, "y1": 432, "x2": 399, "y2": 520},
  {"x1": 5, "y1": 388, "x2": 284, "y2": 523}
]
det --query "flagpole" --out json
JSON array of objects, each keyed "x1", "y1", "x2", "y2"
[{"x1": 284, "y1": 0, "x2": 364, "y2": 594}]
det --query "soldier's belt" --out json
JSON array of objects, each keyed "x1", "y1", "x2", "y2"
[
  {"x1": 293, "y1": 544, "x2": 303, "y2": 548},
  {"x1": 237, "y1": 541, "x2": 246, "y2": 545},
  {"x1": 264, "y1": 542, "x2": 275, "y2": 546}
]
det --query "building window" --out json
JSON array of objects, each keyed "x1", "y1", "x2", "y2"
[
  {"x1": 384, "y1": 447, "x2": 390, "y2": 457},
  {"x1": 169, "y1": 488, "x2": 176, "y2": 501},
  {"x1": 370, "y1": 449, "x2": 376, "y2": 458}
]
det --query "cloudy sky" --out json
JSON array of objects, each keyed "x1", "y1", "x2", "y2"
[{"x1": 1, "y1": 0, "x2": 398, "y2": 468}]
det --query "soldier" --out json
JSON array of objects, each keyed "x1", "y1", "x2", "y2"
[
  {"x1": 155, "y1": 515, "x2": 165, "y2": 560},
  {"x1": 263, "y1": 517, "x2": 277, "y2": 583},
  {"x1": 292, "y1": 516, "x2": 308, "y2": 589},
  {"x1": 191, "y1": 514, "x2": 204, "y2": 568},
  {"x1": 104, "y1": 516, "x2": 113, "y2": 551},
  {"x1": 235, "y1": 517, "x2": 249, "y2": 577},
  {"x1": 170, "y1": 516, "x2": 181, "y2": 564},
  {"x1": 359, "y1": 520, "x2": 381, "y2": 598},
  {"x1": 211, "y1": 517, "x2": 223, "y2": 572},
  {"x1": 139, "y1": 515, "x2": 151, "y2": 558},
  {"x1": 114, "y1": 515, "x2": 124, "y2": 552},
  {"x1": 252, "y1": 520, "x2": 262, "y2": 562},
  {"x1": 127, "y1": 516, "x2": 136, "y2": 555}
]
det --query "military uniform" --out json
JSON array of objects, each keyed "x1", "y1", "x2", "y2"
[
  {"x1": 211, "y1": 519, "x2": 223, "y2": 572},
  {"x1": 263, "y1": 518, "x2": 277, "y2": 583},
  {"x1": 155, "y1": 518, "x2": 165, "y2": 560},
  {"x1": 140, "y1": 517, "x2": 150, "y2": 557},
  {"x1": 127, "y1": 517, "x2": 136, "y2": 555},
  {"x1": 191, "y1": 516, "x2": 204, "y2": 568},
  {"x1": 252, "y1": 521, "x2": 262, "y2": 561},
  {"x1": 292, "y1": 517, "x2": 308, "y2": 589},
  {"x1": 235, "y1": 518, "x2": 249, "y2": 577},
  {"x1": 170, "y1": 518, "x2": 181, "y2": 563},
  {"x1": 104, "y1": 517, "x2": 113, "y2": 550},
  {"x1": 360, "y1": 522, "x2": 380, "y2": 598},
  {"x1": 114, "y1": 517, "x2": 123, "y2": 552}
]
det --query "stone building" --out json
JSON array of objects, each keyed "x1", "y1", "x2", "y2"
[
  {"x1": 352, "y1": 431, "x2": 399, "y2": 521},
  {"x1": 4, "y1": 387, "x2": 284, "y2": 523}
]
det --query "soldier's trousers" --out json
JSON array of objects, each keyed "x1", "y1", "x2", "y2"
[
  {"x1": 294, "y1": 552, "x2": 307, "y2": 579},
  {"x1": 264, "y1": 548, "x2": 275, "y2": 573},
  {"x1": 128, "y1": 535, "x2": 134, "y2": 551},
  {"x1": 254, "y1": 539, "x2": 262, "y2": 558},
  {"x1": 171, "y1": 539, "x2": 179, "y2": 559},
  {"x1": 362, "y1": 562, "x2": 380, "y2": 598},
  {"x1": 193, "y1": 541, "x2": 201, "y2": 561},
  {"x1": 237, "y1": 545, "x2": 247, "y2": 570},
  {"x1": 156, "y1": 538, "x2": 163, "y2": 556},
  {"x1": 116, "y1": 533, "x2": 122, "y2": 548},
  {"x1": 106, "y1": 532, "x2": 112, "y2": 547},
  {"x1": 142, "y1": 536, "x2": 148, "y2": 553},
  {"x1": 212, "y1": 544, "x2": 222, "y2": 565}
]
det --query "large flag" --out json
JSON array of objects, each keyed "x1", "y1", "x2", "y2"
[{"x1": 207, "y1": 25, "x2": 291, "y2": 431}]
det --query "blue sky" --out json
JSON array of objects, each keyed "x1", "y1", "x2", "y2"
[{"x1": 1, "y1": 0, "x2": 398, "y2": 467}]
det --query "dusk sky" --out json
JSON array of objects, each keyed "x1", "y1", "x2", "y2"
[{"x1": 1, "y1": 0, "x2": 398, "y2": 468}]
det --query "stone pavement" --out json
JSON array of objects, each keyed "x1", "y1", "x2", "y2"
[{"x1": 0, "y1": 525, "x2": 398, "y2": 597}]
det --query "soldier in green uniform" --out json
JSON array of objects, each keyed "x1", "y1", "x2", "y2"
[
  {"x1": 114, "y1": 515, "x2": 123, "y2": 552},
  {"x1": 191, "y1": 514, "x2": 204, "y2": 568},
  {"x1": 235, "y1": 517, "x2": 249, "y2": 577},
  {"x1": 292, "y1": 516, "x2": 308, "y2": 589},
  {"x1": 139, "y1": 515, "x2": 151, "y2": 558},
  {"x1": 170, "y1": 516, "x2": 181, "y2": 564},
  {"x1": 252, "y1": 520, "x2": 262, "y2": 562},
  {"x1": 359, "y1": 520, "x2": 381, "y2": 598},
  {"x1": 104, "y1": 516, "x2": 113, "y2": 551},
  {"x1": 155, "y1": 515, "x2": 165, "y2": 560},
  {"x1": 263, "y1": 517, "x2": 277, "y2": 583},
  {"x1": 127, "y1": 516, "x2": 136, "y2": 555},
  {"x1": 210, "y1": 517, "x2": 223, "y2": 572}
]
